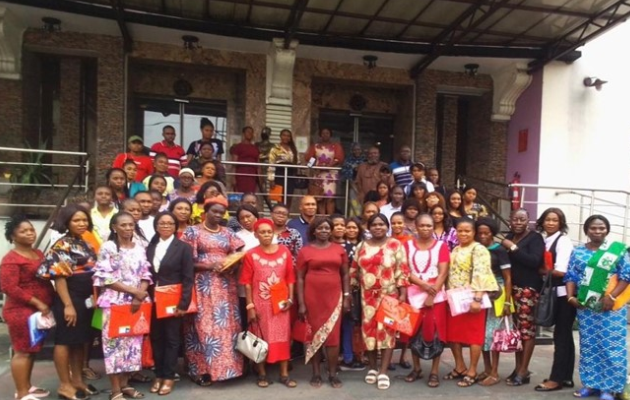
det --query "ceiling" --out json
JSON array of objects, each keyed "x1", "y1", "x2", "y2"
[{"x1": 4, "y1": 0, "x2": 630, "y2": 75}]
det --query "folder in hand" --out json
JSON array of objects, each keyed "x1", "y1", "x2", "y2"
[
  {"x1": 154, "y1": 284, "x2": 198, "y2": 319},
  {"x1": 108, "y1": 302, "x2": 152, "y2": 338}
]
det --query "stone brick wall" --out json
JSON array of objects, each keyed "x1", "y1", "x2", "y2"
[
  {"x1": 439, "y1": 95, "x2": 459, "y2": 187},
  {"x1": 0, "y1": 79, "x2": 23, "y2": 161}
]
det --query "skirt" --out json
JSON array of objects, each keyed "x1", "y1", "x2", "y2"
[
  {"x1": 52, "y1": 273, "x2": 94, "y2": 346},
  {"x1": 447, "y1": 307, "x2": 486, "y2": 346}
]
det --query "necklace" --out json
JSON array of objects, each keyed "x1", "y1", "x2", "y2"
[{"x1": 202, "y1": 222, "x2": 221, "y2": 233}]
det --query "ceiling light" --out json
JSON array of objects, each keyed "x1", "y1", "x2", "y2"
[
  {"x1": 363, "y1": 55, "x2": 378, "y2": 69},
  {"x1": 464, "y1": 63, "x2": 479, "y2": 77},
  {"x1": 42, "y1": 17, "x2": 61, "y2": 33},
  {"x1": 182, "y1": 35, "x2": 201, "y2": 50}
]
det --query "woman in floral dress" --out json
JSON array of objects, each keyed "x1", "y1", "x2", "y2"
[
  {"x1": 240, "y1": 219, "x2": 296, "y2": 388},
  {"x1": 305, "y1": 128, "x2": 345, "y2": 215},
  {"x1": 93, "y1": 212, "x2": 152, "y2": 400},
  {"x1": 351, "y1": 213, "x2": 410, "y2": 390},
  {"x1": 181, "y1": 196, "x2": 245, "y2": 386}
]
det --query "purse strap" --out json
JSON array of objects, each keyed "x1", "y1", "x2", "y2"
[{"x1": 249, "y1": 321, "x2": 265, "y2": 341}]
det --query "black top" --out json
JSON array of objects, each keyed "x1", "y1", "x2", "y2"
[
  {"x1": 146, "y1": 238, "x2": 195, "y2": 311},
  {"x1": 489, "y1": 244, "x2": 511, "y2": 277},
  {"x1": 506, "y1": 230, "x2": 545, "y2": 291}
]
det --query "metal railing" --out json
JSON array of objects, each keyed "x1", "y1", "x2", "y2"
[
  {"x1": 0, "y1": 146, "x2": 90, "y2": 209},
  {"x1": 220, "y1": 160, "x2": 350, "y2": 215},
  {"x1": 510, "y1": 183, "x2": 630, "y2": 243}
]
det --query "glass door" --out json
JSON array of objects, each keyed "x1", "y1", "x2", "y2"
[
  {"x1": 318, "y1": 109, "x2": 395, "y2": 163},
  {"x1": 134, "y1": 96, "x2": 227, "y2": 152}
]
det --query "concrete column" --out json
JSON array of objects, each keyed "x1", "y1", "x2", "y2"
[{"x1": 265, "y1": 38, "x2": 297, "y2": 144}]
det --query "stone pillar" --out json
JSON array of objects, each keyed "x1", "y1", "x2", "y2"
[{"x1": 265, "y1": 38, "x2": 297, "y2": 145}]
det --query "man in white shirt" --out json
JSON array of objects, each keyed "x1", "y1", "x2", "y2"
[
  {"x1": 135, "y1": 191, "x2": 155, "y2": 240},
  {"x1": 404, "y1": 162, "x2": 435, "y2": 196}
]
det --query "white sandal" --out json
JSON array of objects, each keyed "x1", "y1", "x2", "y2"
[
  {"x1": 14, "y1": 387, "x2": 50, "y2": 399},
  {"x1": 377, "y1": 374, "x2": 390, "y2": 390},
  {"x1": 365, "y1": 369, "x2": 378, "y2": 384},
  {"x1": 18, "y1": 395, "x2": 40, "y2": 400}
]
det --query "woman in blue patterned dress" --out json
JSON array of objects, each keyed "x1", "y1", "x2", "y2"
[
  {"x1": 93, "y1": 212, "x2": 152, "y2": 400},
  {"x1": 565, "y1": 215, "x2": 630, "y2": 400},
  {"x1": 181, "y1": 196, "x2": 245, "y2": 386}
]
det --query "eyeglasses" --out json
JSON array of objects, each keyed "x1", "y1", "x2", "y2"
[{"x1": 158, "y1": 222, "x2": 176, "y2": 227}]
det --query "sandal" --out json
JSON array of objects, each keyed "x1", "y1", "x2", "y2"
[
  {"x1": 443, "y1": 369, "x2": 466, "y2": 380},
  {"x1": 457, "y1": 375, "x2": 478, "y2": 388},
  {"x1": 427, "y1": 374, "x2": 440, "y2": 388},
  {"x1": 109, "y1": 393, "x2": 124, "y2": 400},
  {"x1": 14, "y1": 386, "x2": 50, "y2": 399},
  {"x1": 279, "y1": 376, "x2": 297, "y2": 388},
  {"x1": 477, "y1": 372, "x2": 489, "y2": 381},
  {"x1": 130, "y1": 372, "x2": 151, "y2": 383},
  {"x1": 535, "y1": 382, "x2": 562, "y2": 392},
  {"x1": 257, "y1": 375, "x2": 271, "y2": 388},
  {"x1": 158, "y1": 380, "x2": 174, "y2": 396},
  {"x1": 82, "y1": 367, "x2": 101, "y2": 381},
  {"x1": 309, "y1": 375, "x2": 322, "y2": 388},
  {"x1": 18, "y1": 396, "x2": 40, "y2": 400},
  {"x1": 574, "y1": 387, "x2": 601, "y2": 398},
  {"x1": 121, "y1": 386, "x2": 144, "y2": 399},
  {"x1": 479, "y1": 375, "x2": 500, "y2": 387},
  {"x1": 404, "y1": 370, "x2": 423, "y2": 383},
  {"x1": 600, "y1": 392, "x2": 615, "y2": 400},
  {"x1": 150, "y1": 379, "x2": 163, "y2": 393},
  {"x1": 365, "y1": 369, "x2": 378, "y2": 384},
  {"x1": 506, "y1": 374, "x2": 530, "y2": 386},
  {"x1": 328, "y1": 375, "x2": 342, "y2": 389},
  {"x1": 377, "y1": 374, "x2": 390, "y2": 390}
]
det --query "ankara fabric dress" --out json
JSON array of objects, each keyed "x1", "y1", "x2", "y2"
[
  {"x1": 93, "y1": 241, "x2": 153, "y2": 374},
  {"x1": 564, "y1": 245, "x2": 630, "y2": 393},
  {"x1": 351, "y1": 238, "x2": 410, "y2": 351},
  {"x1": 181, "y1": 226, "x2": 245, "y2": 381}
]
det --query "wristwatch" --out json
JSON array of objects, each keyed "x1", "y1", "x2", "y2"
[
  {"x1": 509, "y1": 244, "x2": 518, "y2": 252},
  {"x1": 343, "y1": 292, "x2": 351, "y2": 297}
]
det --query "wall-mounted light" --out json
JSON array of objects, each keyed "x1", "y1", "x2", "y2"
[
  {"x1": 42, "y1": 17, "x2": 61, "y2": 33},
  {"x1": 363, "y1": 55, "x2": 378, "y2": 69},
  {"x1": 583, "y1": 77, "x2": 607, "y2": 91},
  {"x1": 182, "y1": 35, "x2": 201, "y2": 50},
  {"x1": 464, "y1": 63, "x2": 479, "y2": 77}
]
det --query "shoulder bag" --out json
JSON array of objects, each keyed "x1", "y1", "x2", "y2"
[
  {"x1": 410, "y1": 313, "x2": 443, "y2": 360},
  {"x1": 235, "y1": 322, "x2": 268, "y2": 364},
  {"x1": 534, "y1": 271, "x2": 556, "y2": 327}
]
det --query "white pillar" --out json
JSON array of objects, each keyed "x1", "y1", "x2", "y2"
[
  {"x1": 265, "y1": 38, "x2": 297, "y2": 139},
  {"x1": 491, "y1": 62, "x2": 532, "y2": 122},
  {"x1": 0, "y1": 7, "x2": 26, "y2": 80}
]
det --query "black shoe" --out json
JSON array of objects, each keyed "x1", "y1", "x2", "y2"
[
  {"x1": 535, "y1": 383, "x2": 562, "y2": 392},
  {"x1": 387, "y1": 364, "x2": 396, "y2": 371},
  {"x1": 507, "y1": 375, "x2": 530, "y2": 386},
  {"x1": 563, "y1": 380, "x2": 575, "y2": 388},
  {"x1": 339, "y1": 360, "x2": 366, "y2": 371}
]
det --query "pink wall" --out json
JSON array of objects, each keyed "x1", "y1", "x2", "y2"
[{"x1": 506, "y1": 70, "x2": 542, "y2": 211}]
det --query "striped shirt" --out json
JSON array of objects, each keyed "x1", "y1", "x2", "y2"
[
  {"x1": 389, "y1": 160, "x2": 414, "y2": 187},
  {"x1": 150, "y1": 141, "x2": 187, "y2": 178}
]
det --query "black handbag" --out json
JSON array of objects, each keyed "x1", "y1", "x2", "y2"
[
  {"x1": 410, "y1": 314, "x2": 444, "y2": 360},
  {"x1": 535, "y1": 272, "x2": 557, "y2": 327}
]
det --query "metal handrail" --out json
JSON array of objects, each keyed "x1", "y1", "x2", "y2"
[
  {"x1": 0, "y1": 147, "x2": 89, "y2": 157},
  {"x1": 510, "y1": 182, "x2": 630, "y2": 196}
]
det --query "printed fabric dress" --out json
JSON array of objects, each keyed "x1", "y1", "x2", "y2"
[
  {"x1": 305, "y1": 143, "x2": 344, "y2": 198},
  {"x1": 239, "y1": 245, "x2": 295, "y2": 363},
  {"x1": 93, "y1": 241, "x2": 153, "y2": 374},
  {"x1": 483, "y1": 243, "x2": 511, "y2": 351},
  {"x1": 564, "y1": 245, "x2": 630, "y2": 393},
  {"x1": 36, "y1": 235, "x2": 97, "y2": 345},
  {"x1": 181, "y1": 225, "x2": 245, "y2": 381},
  {"x1": 350, "y1": 238, "x2": 410, "y2": 351},
  {"x1": 446, "y1": 243, "x2": 498, "y2": 345}
]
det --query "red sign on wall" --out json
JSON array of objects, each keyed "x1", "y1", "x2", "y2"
[{"x1": 518, "y1": 129, "x2": 528, "y2": 153}]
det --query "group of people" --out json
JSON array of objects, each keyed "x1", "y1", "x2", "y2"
[{"x1": 1, "y1": 124, "x2": 629, "y2": 400}]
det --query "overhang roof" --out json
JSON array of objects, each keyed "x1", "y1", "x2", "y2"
[{"x1": 7, "y1": 0, "x2": 630, "y2": 76}]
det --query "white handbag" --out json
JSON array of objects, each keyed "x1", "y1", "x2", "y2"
[{"x1": 235, "y1": 324, "x2": 268, "y2": 364}]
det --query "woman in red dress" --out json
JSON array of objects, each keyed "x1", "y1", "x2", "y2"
[
  {"x1": 297, "y1": 216, "x2": 351, "y2": 389},
  {"x1": 351, "y1": 213, "x2": 410, "y2": 390},
  {"x1": 1, "y1": 215, "x2": 55, "y2": 400},
  {"x1": 240, "y1": 219, "x2": 296, "y2": 388},
  {"x1": 230, "y1": 126, "x2": 260, "y2": 193}
]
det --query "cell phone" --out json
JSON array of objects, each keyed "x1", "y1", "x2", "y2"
[
  {"x1": 85, "y1": 297, "x2": 94, "y2": 309},
  {"x1": 307, "y1": 157, "x2": 316, "y2": 168}
]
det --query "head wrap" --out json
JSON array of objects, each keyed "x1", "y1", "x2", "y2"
[
  {"x1": 179, "y1": 168, "x2": 195, "y2": 178},
  {"x1": 204, "y1": 195, "x2": 228, "y2": 210},
  {"x1": 253, "y1": 218, "x2": 274, "y2": 231}
]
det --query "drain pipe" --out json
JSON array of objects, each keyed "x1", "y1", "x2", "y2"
[{"x1": 122, "y1": 52, "x2": 129, "y2": 150}]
